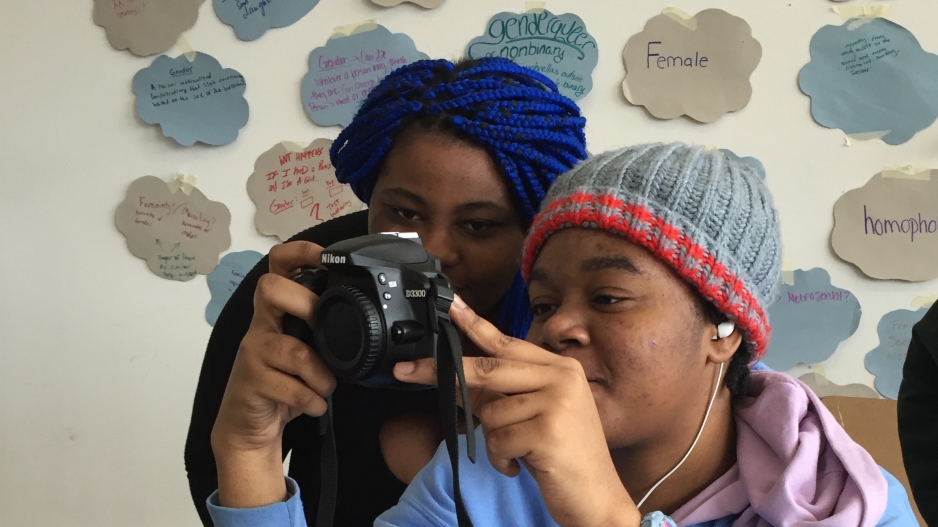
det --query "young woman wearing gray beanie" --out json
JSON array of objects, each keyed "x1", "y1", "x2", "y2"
[{"x1": 206, "y1": 143, "x2": 917, "y2": 527}]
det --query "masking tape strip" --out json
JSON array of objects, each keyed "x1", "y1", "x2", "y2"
[
  {"x1": 781, "y1": 260, "x2": 795, "y2": 286},
  {"x1": 881, "y1": 166, "x2": 933, "y2": 181},
  {"x1": 833, "y1": 5, "x2": 892, "y2": 20},
  {"x1": 177, "y1": 36, "x2": 197, "y2": 62},
  {"x1": 844, "y1": 130, "x2": 889, "y2": 146},
  {"x1": 662, "y1": 7, "x2": 697, "y2": 31},
  {"x1": 168, "y1": 173, "x2": 198, "y2": 195},
  {"x1": 912, "y1": 294, "x2": 938, "y2": 309},
  {"x1": 808, "y1": 364, "x2": 828, "y2": 378},
  {"x1": 523, "y1": 1, "x2": 545, "y2": 13},
  {"x1": 280, "y1": 141, "x2": 307, "y2": 153},
  {"x1": 331, "y1": 19, "x2": 378, "y2": 39}
]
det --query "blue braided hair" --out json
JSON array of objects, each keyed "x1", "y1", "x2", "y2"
[{"x1": 330, "y1": 57, "x2": 588, "y2": 338}]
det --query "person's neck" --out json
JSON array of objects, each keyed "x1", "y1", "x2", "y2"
[{"x1": 611, "y1": 388, "x2": 737, "y2": 516}]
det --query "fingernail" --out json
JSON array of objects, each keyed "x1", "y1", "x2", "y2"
[
  {"x1": 395, "y1": 361, "x2": 416, "y2": 375},
  {"x1": 452, "y1": 294, "x2": 468, "y2": 311}
]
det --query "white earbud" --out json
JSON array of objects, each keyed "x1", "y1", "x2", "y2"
[{"x1": 712, "y1": 321, "x2": 735, "y2": 340}]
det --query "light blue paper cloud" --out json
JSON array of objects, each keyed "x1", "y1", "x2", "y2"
[
  {"x1": 720, "y1": 149, "x2": 766, "y2": 179},
  {"x1": 799, "y1": 18, "x2": 938, "y2": 145},
  {"x1": 865, "y1": 308, "x2": 927, "y2": 399},
  {"x1": 205, "y1": 250, "x2": 263, "y2": 326},
  {"x1": 466, "y1": 10, "x2": 598, "y2": 100},
  {"x1": 213, "y1": 0, "x2": 320, "y2": 41},
  {"x1": 301, "y1": 25, "x2": 428, "y2": 127},
  {"x1": 762, "y1": 268, "x2": 861, "y2": 371},
  {"x1": 133, "y1": 52, "x2": 249, "y2": 146}
]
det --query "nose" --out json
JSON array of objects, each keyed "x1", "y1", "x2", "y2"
[
  {"x1": 418, "y1": 225, "x2": 459, "y2": 271},
  {"x1": 537, "y1": 302, "x2": 590, "y2": 354}
]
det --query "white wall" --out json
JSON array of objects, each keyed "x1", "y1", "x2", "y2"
[{"x1": 1, "y1": 1, "x2": 936, "y2": 525}]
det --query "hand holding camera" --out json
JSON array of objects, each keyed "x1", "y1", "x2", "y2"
[
  {"x1": 212, "y1": 234, "x2": 476, "y2": 524},
  {"x1": 211, "y1": 240, "x2": 336, "y2": 508}
]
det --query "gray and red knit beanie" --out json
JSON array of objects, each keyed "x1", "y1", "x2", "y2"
[{"x1": 522, "y1": 143, "x2": 782, "y2": 359}]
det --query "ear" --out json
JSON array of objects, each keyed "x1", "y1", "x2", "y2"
[{"x1": 705, "y1": 322, "x2": 743, "y2": 366}]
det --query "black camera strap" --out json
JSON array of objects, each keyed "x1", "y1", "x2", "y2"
[
  {"x1": 436, "y1": 314, "x2": 477, "y2": 527},
  {"x1": 315, "y1": 394, "x2": 337, "y2": 527},
  {"x1": 314, "y1": 285, "x2": 476, "y2": 527}
]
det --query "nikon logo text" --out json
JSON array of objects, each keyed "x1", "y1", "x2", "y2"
[
  {"x1": 405, "y1": 289, "x2": 426, "y2": 298},
  {"x1": 321, "y1": 254, "x2": 346, "y2": 265}
]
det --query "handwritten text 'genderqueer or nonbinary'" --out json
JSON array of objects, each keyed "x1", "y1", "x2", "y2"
[{"x1": 467, "y1": 10, "x2": 597, "y2": 100}]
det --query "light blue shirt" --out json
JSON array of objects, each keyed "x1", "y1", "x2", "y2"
[{"x1": 208, "y1": 427, "x2": 917, "y2": 527}]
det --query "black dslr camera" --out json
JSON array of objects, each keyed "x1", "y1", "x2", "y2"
[
  {"x1": 283, "y1": 232, "x2": 477, "y2": 527},
  {"x1": 282, "y1": 232, "x2": 456, "y2": 388}
]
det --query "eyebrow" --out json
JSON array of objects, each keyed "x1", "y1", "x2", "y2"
[
  {"x1": 380, "y1": 187, "x2": 512, "y2": 214},
  {"x1": 581, "y1": 256, "x2": 643, "y2": 275},
  {"x1": 528, "y1": 267, "x2": 549, "y2": 283},
  {"x1": 381, "y1": 187, "x2": 428, "y2": 207}
]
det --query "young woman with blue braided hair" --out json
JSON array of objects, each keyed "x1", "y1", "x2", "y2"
[{"x1": 184, "y1": 57, "x2": 588, "y2": 527}]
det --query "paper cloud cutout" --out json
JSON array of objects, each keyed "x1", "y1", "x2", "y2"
[
  {"x1": 799, "y1": 19, "x2": 938, "y2": 145},
  {"x1": 720, "y1": 149, "x2": 766, "y2": 179},
  {"x1": 302, "y1": 25, "x2": 428, "y2": 127},
  {"x1": 247, "y1": 139, "x2": 367, "y2": 241},
  {"x1": 466, "y1": 10, "x2": 598, "y2": 100},
  {"x1": 213, "y1": 0, "x2": 320, "y2": 41},
  {"x1": 133, "y1": 52, "x2": 249, "y2": 146},
  {"x1": 798, "y1": 372, "x2": 880, "y2": 399},
  {"x1": 622, "y1": 8, "x2": 761, "y2": 123},
  {"x1": 371, "y1": 0, "x2": 445, "y2": 7},
  {"x1": 761, "y1": 268, "x2": 862, "y2": 371},
  {"x1": 205, "y1": 250, "x2": 263, "y2": 325},
  {"x1": 93, "y1": 0, "x2": 204, "y2": 56},
  {"x1": 832, "y1": 169, "x2": 938, "y2": 281},
  {"x1": 865, "y1": 308, "x2": 927, "y2": 399},
  {"x1": 115, "y1": 176, "x2": 231, "y2": 281}
]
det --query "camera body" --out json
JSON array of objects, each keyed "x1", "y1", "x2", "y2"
[{"x1": 283, "y1": 233, "x2": 454, "y2": 388}]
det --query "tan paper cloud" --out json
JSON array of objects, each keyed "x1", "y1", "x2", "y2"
[
  {"x1": 115, "y1": 176, "x2": 231, "y2": 281},
  {"x1": 93, "y1": 0, "x2": 204, "y2": 56},
  {"x1": 370, "y1": 0, "x2": 445, "y2": 7},
  {"x1": 247, "y1": 139, "x2": 367, "y2": 241},
  {"x1": 798, "y1": 372, "x2": 880, "y2": 399},
  {"x1": 622, "y1": 8, "x2": 762, "y2": 123},
  {"x1": 832, "y1": 169, "x2": 938, "y2": 281}
]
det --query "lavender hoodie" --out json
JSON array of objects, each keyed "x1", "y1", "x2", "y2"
[{"x1": 207, "y1": 372, "x2": 917, "y2": 527}]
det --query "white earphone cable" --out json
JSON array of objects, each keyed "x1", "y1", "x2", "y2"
[{"x1": 635, "y1": 361, "x2": 725, "y2": 509}]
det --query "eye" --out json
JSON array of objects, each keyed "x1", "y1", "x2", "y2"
[
  {"x1": 591, "y1": 294, "x2": 626, "y2": 306},
  {"x1": 531, "y1": 302, "x2": 556, "y2": 317},
  {"x1": 463, "y1": 220, "x2": 499, "y2": 233},
  {"x1": 390, "y1": 206, "x2": 421, "y2": 221}
]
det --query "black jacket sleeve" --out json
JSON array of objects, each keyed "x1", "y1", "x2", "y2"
[
  {"x1": 898, "y1": 302, "x2": 938, "y2": 527},
  {"x1": 184, "y1": 211, "x2": 370, "y2": 526}
]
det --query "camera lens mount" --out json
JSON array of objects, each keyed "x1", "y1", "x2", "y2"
[{"x1": 313, "y1": 285, "x2": 385, "y2": 380}]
